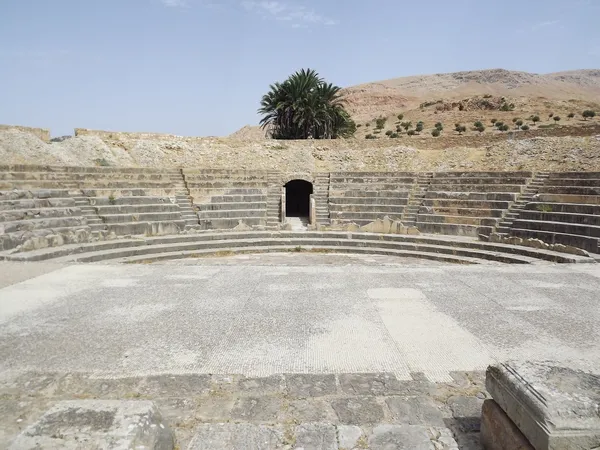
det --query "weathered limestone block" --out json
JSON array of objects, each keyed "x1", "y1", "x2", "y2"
[
  {"x1": 486, "y1": 362, "x2": 600, "y2": 450},
  {"x1": 187, "y1": 423, "x2": 284, "y2": 450},
  {"x1": 488, "y1": 233, "x2": 590, "y2": 257},
  {"x1": 9, "y1": 400, "x2": 173, "y2": 450},
  {"x1": 480, "y1": 399, "x2": 534, "y2": 450},
  {"x1": 355, "y1": 216, "x2": 420, "y2": 235}
]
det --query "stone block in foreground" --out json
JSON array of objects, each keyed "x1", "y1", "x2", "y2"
[
  {"x1": 481, "y1": 399, "x2": 534, "y2": 450},
  {"x1": 486, "y1": 362, "x2": 600, "y2": 450},
  {"x1": 9, "y1": 400, "x2": 173, "y2": 450}
]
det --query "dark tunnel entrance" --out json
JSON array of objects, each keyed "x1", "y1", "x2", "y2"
[{"x1": 285, "y1": 180, "x2": 313, "y2": 218}]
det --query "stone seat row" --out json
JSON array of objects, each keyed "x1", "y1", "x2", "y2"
[
  {"x1": 328, "y1": 172, "x2": 414, "y2": 225},
  {"x1": 414, "y1": 174, "x2": 527, "y2": 238},
  {"x1": 1, "y1": 231, "x2": 593, "y2": 265},
  {"x1": 501, "y1": 173, "x2": 600, "y2": 253}
]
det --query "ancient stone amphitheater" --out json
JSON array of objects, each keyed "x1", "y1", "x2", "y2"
[{"x1": 1, "y1": 164, "x2": 598, "y2": 264}]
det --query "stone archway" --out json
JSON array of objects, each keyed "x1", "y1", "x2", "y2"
[{"x1": 284, "y1": 179, "x2": 313, "y2": 218}]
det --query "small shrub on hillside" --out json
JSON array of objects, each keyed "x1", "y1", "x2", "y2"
[
  {"x1": 583, "y1": 110, "x2": 596, "y2": 120},
  {"x1": 385, "y1": 130, "x2": 393, "y2": 136},
  {"x1": 366, "y1": 123, "x2": 371, "y2": 127},
  {"x1": 431, "y1": 129, "x2": 441, "y2": 137},
  {"x1": 476, "y1": 125, "x2": 485, "y2": 133},
  {"x1": 415, "y1": 123, "x2": 424, "y2": 133},
  {"x1": 567, "y1": 112, "x2": 575, "y2": 119},
  {"x1": 516, "y1": 119, "x2": 523, "y2": 127},
  {"x1": 435, "y1": 122, "x2": 443, "y2": 130},
  {"x1": 390, "y1": 132, "x2": 399, "y2": 138},
  {"x1": 521, "y1": 125, "x2": 530, "y2": 130},
  {"x1": 553, "y1": 116, "x2": 561, "y2": 123},
  {"x1": 483, "y1": 94, "x2": 493, "y2": 98},
  {"x1": 500, "y1": 124, "x2": 509, "y2": 131},
  {"x1": 108, "y1": 194, "x2": 116, "y2": 205},
  {"x1": 531, "y1": 115, "x2": 540, "y2": 124},
  {"x1": 474, "y1": 121, "x2": 483, "y2": 128},
  {"x1": 495, "y1": 121, "x2": 504, "y2": 128},
  {"x1": 396, "y1": 125, "x2": 402, "y2": 132},
  {"x1": 375, "y1": 117, "x2": 387, "y2": 129},
  {"x1": 397, "y1": 113, "x2": 404, "y2": 121},
  {"x1": 365, "y1": 134, "x2": 376, "y2": 139},
  {"x1": 356, "y1": 124, "x2": 362, "y2": 128},
  {"x1": 407, "y1": 130, "x2": 416, "y2": 136},
  {"x1": 455, "y1": 125, "x2": 467, "y2": 134},
  {"x1": 94, "y1": 158, "x2": 110, "y2": 167},
  {"x1": 491, "y1": 118, "x2": 497, "y2": 125},
  {"x1": 512, "y1": 117, "x2": 518, "y2": 123},
  {"x1": 549, "y1": 112, "x2": 554, "y2": 118},
  {"x1": 401, "y1": 121, "x2": 412, "y2": 131},
  {"x1": 500, "y1": 102, "x2": 515, "y2": 111},
  {"x1": 373, "y1": 129, "x2": 381, "y2": 134}
]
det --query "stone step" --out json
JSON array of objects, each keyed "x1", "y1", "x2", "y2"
[
  {"x1": 198, "y1": 209, "x2": 267, "y2": 219},
  {"x1": 36, "y1": 239, "x2": 548, "y2": 265},
  {"x1": 98, "y1": 212, "x2": 184, "y2": 224},
  {"x1": 3, "y1": 231, "x2": 591, "y2": 264},
  {"x1": 103, "y1": 220, "x2": 186, "y2": 236}
]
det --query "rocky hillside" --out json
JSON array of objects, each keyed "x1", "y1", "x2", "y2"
[
  {"x1": 1, "y1": 128, "x2": 599, "y2": 173},
  {"x1": 231, "y1": 68, "x2": 600, "y2": 140}
]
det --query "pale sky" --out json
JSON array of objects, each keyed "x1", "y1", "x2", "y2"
[{"x1": 1, "y1": 0, "x2": 599, "y2": 137}]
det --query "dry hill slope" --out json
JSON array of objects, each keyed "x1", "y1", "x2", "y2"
[{"x1": 232, "y1": 68, "x2": 600, "y2": 139}]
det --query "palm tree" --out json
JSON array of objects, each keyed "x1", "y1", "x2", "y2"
[{"x1": 258, "y1": 69, "x2": 355, "y2": 139}]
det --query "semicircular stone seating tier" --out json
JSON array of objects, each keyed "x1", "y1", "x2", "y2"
[{"x1": 0, "y1": 165, "x2": 598, "y2": 264}]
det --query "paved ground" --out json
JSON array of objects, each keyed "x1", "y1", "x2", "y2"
[{"x1": 1, "y1": 253, "x2": 599, "y2": 448}]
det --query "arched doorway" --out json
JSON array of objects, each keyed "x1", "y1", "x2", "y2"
[{"x1": 285, "y1": 180, "x2": 313, "y2": 218}]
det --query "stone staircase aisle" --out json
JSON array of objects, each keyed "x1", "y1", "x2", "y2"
[
  {"x1": 494, "y1": 172, "x2": 550, "y2": 235},
  {"x1": 72, "y1": 196, "x2": 106, "y2": 235},
  {"x1": 169, "y1": 169, "x2": 201, "y2": 231},
  {"x1": 266, "y1": 172, "x2": 282, "y2": 230},
  {"x1": 314, "y1": 172, "x2": 331, "y2": 226},
  {"x1": 401, "y1": 172, "x2": 433, "y2": 226}
]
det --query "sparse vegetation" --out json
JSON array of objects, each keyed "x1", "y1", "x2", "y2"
[
  {"x1": 108, "y1": 194, "x2": 116, "y2": 205},
  {"x1": 549, "y1": 112, "x2": 554, "y2": 118},
  {"x1": 567, "y1": 112, "x2": 575, "y2": 119},
  {"x1": 415, "y1": 123, "x2": 424, "y2": 133},
  {"x1": 454, "y1": 124, "x2": 467, "y2": 135},
  {"x1": 375, "y1": 117, "x2": 387, "y2": 130},
  {"x1": 431, "y1": 129, "x2": 440, "y2": 137},
  {"x1": 474, "y1": 121, "x2": 483, "y2": 128},
  {"x1": 401, "y1": 121, "x2": 412, "y2": 132},
  {"x1": 365, "y1": 133, "x2": 376, "y2": 139},
  {"x1": 385, "y1": 130, "x2": 393, "y2": 136},
  {"x1": 537, "y1": 204, "x2": 553, "y2": 213},
  {"x1": 407, "y1": 130, "x2": 416, "y2": 136},
  {"x1": 500, "y1": 101, "x2": 515, "y2": 111},
  {"x1": 553, "y1": 116, "x2": 561, "y2": 123},
  {"x1": 582, "y1": 110, "x2": 596, "y2": 120},
  {"x1": 491, "y1": 118, "x2": 497, "y2": 125},
  {"x1": 531, "y1": 115, "x2": 541, "y2": 125},
  {"x1": 476, "y1": 124, "x2": 485, "y2": 133},
  {"x1": 521, "y1": 125, "x2": 530, "y2": 131},
  {"x1": 94, "y1": 158, "x2": 110, "y2": 166},
  {"x1": 397, "y1": 113, "x2": 404, "y2": 121},
  {"x1": 483, "y1": 94, "x2": 493, "y2": 99},
  {"x1": 516, "y1": 119, "x2": 523, "y2": 128},
  {"x1": 434, "y1": 122, "x2": 443, "y2": 130},
  {"x1": 499, "y1": 124, "x2": 510, "y2": 132},
  {"x1": 390, "y1": 132, "x2": 399, "y2": 138}
]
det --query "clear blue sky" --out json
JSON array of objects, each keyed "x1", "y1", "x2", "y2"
[{"x1": 1, "y1": 0, "x2": 598, "y2": 137}]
